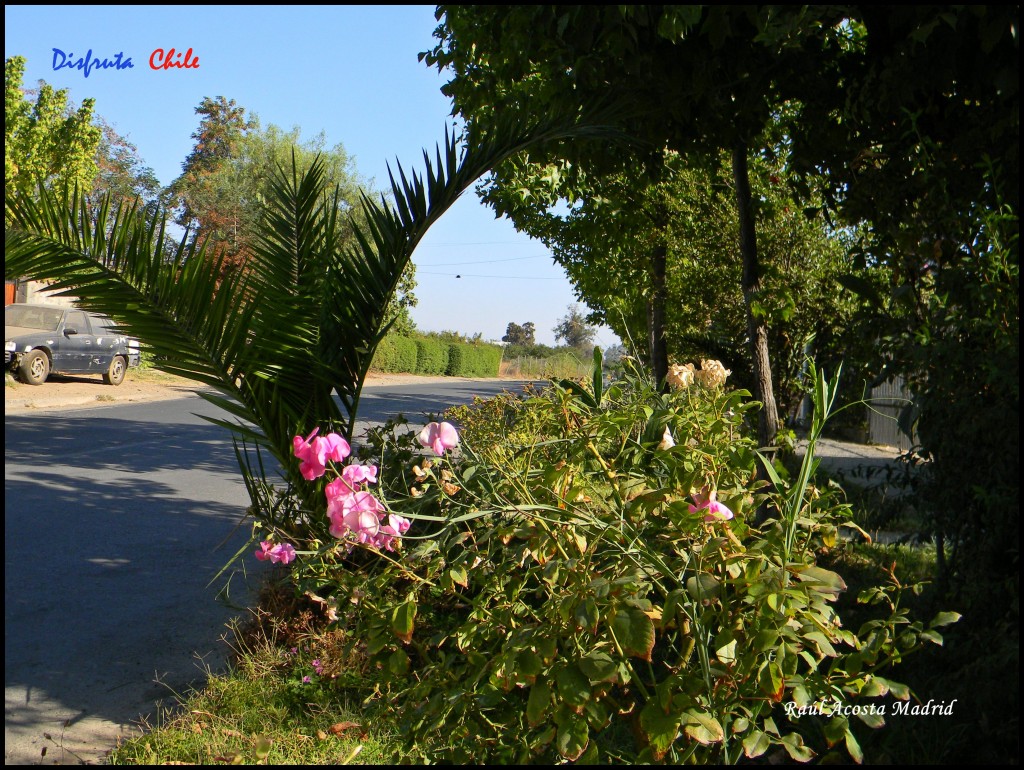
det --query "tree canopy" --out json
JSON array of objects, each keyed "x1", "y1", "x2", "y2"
[
  {"x1": 553, "y1": 305, "x2": 597, "y2": 350},
  {"x1": 5, "y1": 55, "x2": 102, "y2": 198},
  {"x1": 423, "y1": 6, "x2": 855, "y2": 444},
  {"x1": 502, "y1": 321, "x2": 536, "y2": 346}
]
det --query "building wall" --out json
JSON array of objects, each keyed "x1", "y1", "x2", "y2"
[{"x1": 9, "y1": 280, "x2": 78, "y2": 308}]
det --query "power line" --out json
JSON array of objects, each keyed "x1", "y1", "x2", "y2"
[
  {"x1": 418, "y1": 255, "x2": 549, "y2": 266},
  {"x1": 416, "y1": 240, "x2": 533, "y2": 247},
  {"x1": 419, "y1": 271, "x2": 563, "y2": 280}
]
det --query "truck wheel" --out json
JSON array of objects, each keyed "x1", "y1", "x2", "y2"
[
  {"x1": 103, "y1": 355, "x2": 127, "y2": 386},
  {"x1": 19, "y1": 350, "x2": 50, "y2": 385}
]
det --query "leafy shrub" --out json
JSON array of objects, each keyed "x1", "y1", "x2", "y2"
[
  {"x1": 282, "y1": 357, "x2": 955, "y2": 764},
  {"x1": 446, "y1": 341, "x2": 502, "y2": 377},
  {"x1": 414, "y1": 337, "x2": 450, "y2": 375},
  {"x1": 372, "y1": 334, "x2": 418, "y2": 373}
]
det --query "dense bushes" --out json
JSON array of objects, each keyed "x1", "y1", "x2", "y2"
[
  {"x1": 371, "y1": 334, "x2": 418, "y2": 373},
  {"x1": 371, "y1": 333, "x2": 502, "y2": 377},
  {"x1": 413, "y1": 337, "x2": 450, "y2": 375},
  {"x1": 445, "y1": 340, "x2": 502, "y2": 377},
  {"x1": 274, "y1": 357, "x2": 955, "y2": 764}
]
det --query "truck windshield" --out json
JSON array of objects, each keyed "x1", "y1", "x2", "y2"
[{"x1": 5, "y1": 305, "x2": 63, "y2": 332}]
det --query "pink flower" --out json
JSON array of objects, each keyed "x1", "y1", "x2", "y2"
[
  {"x1": 417, "y1": 421, "x2": 459, "y2": 456},
  {"x1": 328, "y1": 491, "x2": 386, "y2": 540},
  {"x1": 255, "y1": 540, "x2": 297, "y2": 565},
  {"x1": 688, "y1": 488, "x2": 735, "y2": 523},
  {"x1": 376, "y1": 514, "x2": 412, "y2": 552},
  {"x1": 292, "y1": 428, "x2": 351, "y2": 480},
  {"x1": 344, "y1": 506, "x2": 382, "y2": 544},
  {"x1": 388, "y1": 513, "x2": 412, "y2": 535},
  {"x1": 342, "y1": 463, "x2": 378, "y2": 486}
]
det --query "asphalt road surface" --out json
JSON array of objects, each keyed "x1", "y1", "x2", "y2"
[{"x1": 4, "y1": 379, "x2": 534, "y2": 764}]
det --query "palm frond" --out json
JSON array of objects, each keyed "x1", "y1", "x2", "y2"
[{"x1": 5, "y1": 106, "x2": 628, "y2": 534}]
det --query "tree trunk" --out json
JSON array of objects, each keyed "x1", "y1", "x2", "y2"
[
  {"x1": 648, "y1": 234, "x2": 669, "y2": 390},
  {"x1": 732, "y1": 142, "x2": 780, "y2": 448}
]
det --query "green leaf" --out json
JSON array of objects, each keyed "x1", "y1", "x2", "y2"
[
  {"x1": 919, "y1": 629, "x2": 944, "y2": 646},
  {"x1": 639, "y1": 700, "x2": 680, "y2": 760},
  {"x1": 583, "y1": 698, "x2": 611, "y2": 731},
  {"x1": 860, "y1": 677, "x2": 889, "y2": 697},
  {"x1": 823, "y1": 715, "x2": 848, "y2": 747},
  {"x1": 449, "y1": 565, "x2": 469, "y2": 588},
  {"x1": 753, "y1": 628, "x2": 780, "y2": 652},
  {"x1": 555, "y1": 710, "x2": 590, "y2": 761},
  {"x1": 555, "y1": 663, "x2": 592, "y2": 707},
  {"x1": 516, "y1": 650, "x2": 544, "y2": 685},
  {"x1": 391, "y1": 598, "x2": 417, "y2": 644},
  {"x1": 574, "y1": 597, "x2": 600, "y2": 633},
  {"x1": 526, "y1": 679, "x2": 551, "y2": 727},
  {"x1": 886, "y1": 679, "x2": 911, "y2": 700},
  {"x1": 855, "y1": 709, "x2": 885, "y2": 729},
  {"x1": 845, "y1": 727, "x2": 864, "y2": 764},
  {"x1": 681, "y1": 710, "x2": 725, "y2": 745},
  {"x1": 388, "y1": 647, "x2": 410, "y2": 676},
  {"x1": 716, "y1": 638, "x2": 738, "y2": 664},
  {"x1": 686, "y1": 573, "x2": 722, "y2": 601},
  {"x1": 579, "y1": 651, "x2": 618, "y2": 683},
  {"x1": 610, "y1": 605, "x2": 656, "y2": 661},
  {"x1": 805, "y1": 631, "x2": 838, "y2": 657},
  {"x1": 929, "y1": 611, "x2": 962, "y2": 628},
  {"x1": 742, "y1": 729, "x2": 771, "y2": 758},
  {"x1": 780, "y1": 732, "x2": 815, "y2": 762},
  {"x1": 794, "y1": 566, "x2": 847, "y2": 597},
  {"x1": 759, "y1": 661, "x2": 785, "y2": 702}
]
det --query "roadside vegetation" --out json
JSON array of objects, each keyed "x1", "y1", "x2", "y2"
[
  {"x1": 108, "y1": 357, "x2": 960, "y2": 764},
  {"x1": 6, "y1": 5, "x2": 1017, "y2": 765}
]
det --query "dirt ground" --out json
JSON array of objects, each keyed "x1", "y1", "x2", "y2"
[
  {"x1": 5, "y1": 367, "x2": 910, "y2": 487},
  {"x1": 3, "y1": 368, "x2": 466, "y2": 413}
]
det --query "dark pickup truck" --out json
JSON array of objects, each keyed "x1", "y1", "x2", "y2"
[{"x1": 5, "y1": 303, "x2": 141, "y2": 386}]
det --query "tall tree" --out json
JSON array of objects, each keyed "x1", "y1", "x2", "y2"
[
  {"x1": 7, "y1": 111, "x2": 620, "y2": 541},
  {"x1": 166, "y1": 96, "x2": 257, "y2": 266},
  {"x1": 534, "y1": 149, "x2": 855, "y2": 421},
  {"x1": 91, "y1": 117, "x2": 162, "y2": 212},
  {"x1": 424, "y1": 6, "x2": 854, "y2": 445},
  {"x1": 502, "y1": 321, "x2": 536, "y2": 346},
  {"x1": 5, "y1": 55, "x2": 101, "y2": 198},
  {"x1": 553, "y1": 305, "x2": 596, "y2": 350},
  {"x1": 798, "y1": 7, "x2": 1019, "y2": 594}
]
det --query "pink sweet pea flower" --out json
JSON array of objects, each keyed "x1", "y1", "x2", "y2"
[
  {"x1": 417, "y1": 421, "x2": 460, "y2": 456},
  {"x1": 342, "y1": 463, "x2": 378, "y2": 486},
  {"x1": 344, "y1": 506, "x2": 382, "y2": 544},
  {"x1": 388, "y1": 513, "x2": 412, "y2": 535},
  {"x1": 293, "y1": 428, "x2": 351, "y2": 480},
  {"x1": 375, "y1": 514, "x2": 412, "y2": 552},
  {"x1": 255, "y1": 540, "x2": 297, "y2": 565},
  {"x1": 688, "y1": 488, "x2": 735, "y2": 523}
]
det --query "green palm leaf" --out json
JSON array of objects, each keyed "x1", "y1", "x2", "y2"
[{"x1": 6, "y1": 109, "x2": 625, "y2": 533}]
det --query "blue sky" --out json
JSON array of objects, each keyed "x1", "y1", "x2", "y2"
[{"x1": 5, "y1": 5, "x2": 617, "y2": 348}]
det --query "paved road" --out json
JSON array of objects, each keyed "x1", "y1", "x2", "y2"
[{"x1": 4, "y1": 379, "x2": 533, "y2": 765}]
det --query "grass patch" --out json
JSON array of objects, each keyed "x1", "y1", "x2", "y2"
[
  {"x1": 108, "y1": 583, "x2": 398, "y2": 765},
  {"x1": 823, "y1": 540, "x2": 1018, "y2": 764}
]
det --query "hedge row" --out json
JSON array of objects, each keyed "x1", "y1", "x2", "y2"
[
  {"x1": 372, "y1": 335, "x2": 418, "y2": 373},
  {"x1": 371, "y1": 334, "x2": 502, "y2": 378},
  {"x1": 414, "y1": 337, "x2": 449, "y2": 375},
  {"x1": 445, "y1": 341, "x2": 502, "y2": 377}
]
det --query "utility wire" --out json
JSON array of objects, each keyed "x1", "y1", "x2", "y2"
[
  {"x1": 419, "y1": 271, "x2": 562, "y2": 280},
  {"x1": 418, "y1": 255, "x2": 550, "y2": 266}
]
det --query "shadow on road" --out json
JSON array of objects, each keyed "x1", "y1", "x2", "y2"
[{"x1": 5, "y1": 408, "x2": 265, "y2": 763}]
